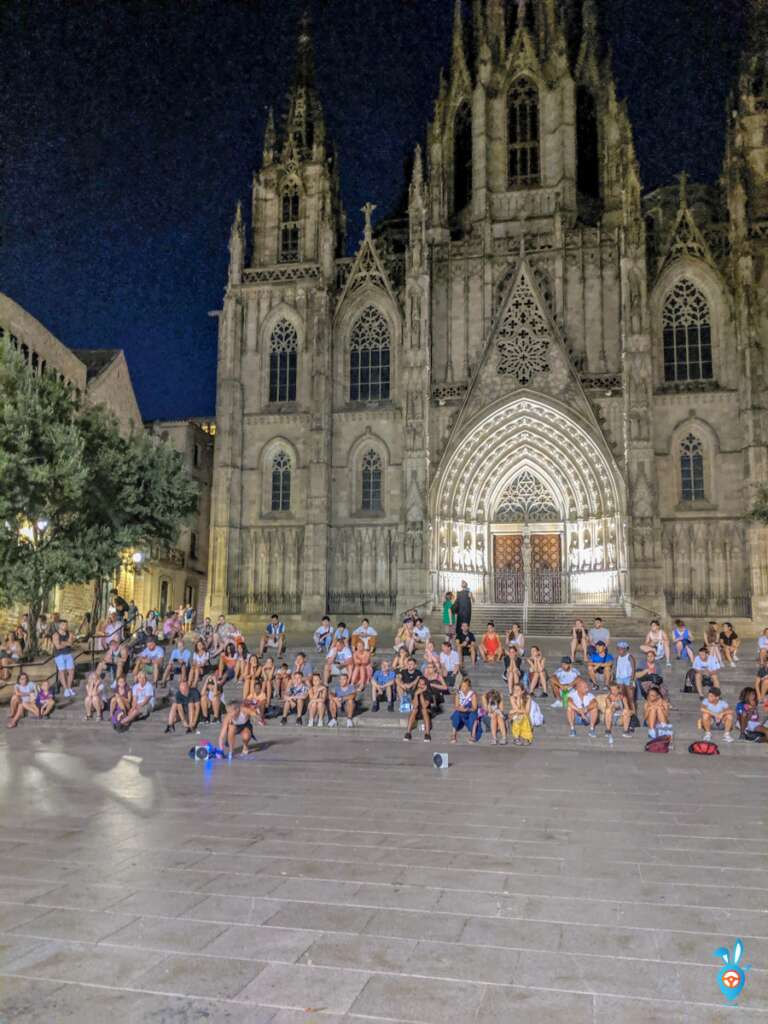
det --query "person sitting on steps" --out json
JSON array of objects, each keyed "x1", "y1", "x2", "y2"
[
  {"x1": 549, "y1": 657, "x2": 580, "y2": 708},
  {"x1": 699, "y1": 687, "x2": 734, "y2": 743},
  {"x1": 567, "y1": 678, "x2": 598, "y2": 738},
  {"x1": 643, "y1": 686, "x2": 671, "y2": 739},
  {"x1": 480, "y1": 689, "x2": 507, "y2": 745},
  {"x1": 371, "y1": 659, "x2": 396, "y2": 712},
  {"x1": 402, "y1": 675, "x2": 436, "y2": 743},
  {"x1": 450, "y1": 677, "x2": 479, "y2": 744},
  {"x1": 479, "y1": 621, "x2": 503, "y2": 663}
]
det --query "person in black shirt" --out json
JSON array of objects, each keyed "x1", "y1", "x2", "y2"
[
  {"x1": 457, "y1": 622, "x2": 477, "y2": 668},
  {"x1": 396, "y1": 657, "x2": 420, "y2": 706},
  {"x1": 402, "y1": 674, "x2": 449, "y2": 743},
  {"x1": 452, "y1": 581, "x2": 472, "y2": 631}
]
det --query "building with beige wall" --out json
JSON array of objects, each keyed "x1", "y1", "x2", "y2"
[
  {"x1": 207, "y1": 2, "x2": 768, "y2": 628},
  {"x1": 0, "y1": 292, "x2": 212, "y2": 627}
]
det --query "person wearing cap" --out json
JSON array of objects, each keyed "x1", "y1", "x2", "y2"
[
  {"x1": 614, "y1": 641, "x2": 638, "y2": 713},
  {"x1": 587, "y1": 641, "x2": 614, "y2": 690},
  {"x1": 548, "y1": 656, "x2": 581, "y2": 708}
]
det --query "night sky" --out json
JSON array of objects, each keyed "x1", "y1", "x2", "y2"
[{"x1": 0, "y1": 0, "x2": 748, "y2": 420}]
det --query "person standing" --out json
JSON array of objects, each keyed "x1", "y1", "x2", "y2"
[
  {"x1": 52, "y1": 619, "x2": 76, "y2": 697},
  {"x1": 452, "y1": 581, "x2": 472, "y2": 632}
]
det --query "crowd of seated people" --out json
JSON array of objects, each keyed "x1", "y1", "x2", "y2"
[{"x1": 4, "y1": 597, "x2": 768, "y2": 751}]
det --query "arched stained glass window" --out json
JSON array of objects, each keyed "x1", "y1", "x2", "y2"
[
  {"x1": 361, "y1": 450, "x2": 383, "y2": 512},
  {"x1": 350, "y1": 306, "x2": 391, "y2": 402},
  {"x1": 271, "y1": 451, "x2": 292, "y2": 512},
  {"x1": 269, "y1": 319, "x2": 298, "y2": 403},
  {"x1": 280, "y1": 182, "x2": 300, "y2": 263},
  {"x1": 680, "y1": 433, "x2": 705, "y2": 501},
  {"x1": 508, "y1": 78, "x2": 540, "y2": 188},
  {"x1": 663, "y1": 279, "x2": 713, "y2": 383},
  {"x1": 453, "y1": 101, "x2": 473, "y2": 213}
]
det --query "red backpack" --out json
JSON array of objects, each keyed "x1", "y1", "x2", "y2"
[
  {"x1": 688, "y1": 740, "x2": 720, "y2": 755},
  {"x1": 645, "y1": 736, "x2": 672, "y2": 753}
]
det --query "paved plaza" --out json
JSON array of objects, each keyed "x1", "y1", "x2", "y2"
[{"x1": 0, "y1": 636, "x2": 766, "y2": 1023}]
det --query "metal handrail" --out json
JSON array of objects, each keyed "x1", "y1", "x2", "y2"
[{"x1": 3, "y1": 614, "x2": 147, "y2": 689}]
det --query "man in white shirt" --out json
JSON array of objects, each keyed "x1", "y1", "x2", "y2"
[
  {"x1": 413, "y1": 618, "x2": 431, "y2": 649},
  {"x1": 134, "y1": 638, "x2": 165, "y2": 683},
  {"x1": 548, "y1": 657, "x2": 581, "y2": 708},
  {"x1": 313, "y1": 616, "x2": 334, "y2": 654},
  {"x1": 352, "y1": 619, "x2": 378, "y2": 652},
  {"x1": 566, "y1": 678, "x2": 598, "y2": 737},
  {"x1": 122, "y1": 672, "x2": 155, "y2": 727},
  {"x1": 692, "y1": 645, "x2": 720, "y2": 697},
  {"x1": 324, "y1": 639, "x2": 353, "y2": 685},
  {"x1": 700, "y1": 687, "x2": 734, "y2": 742},
  {"x1": 162, "y1": 638, "x2": 191, "y2": 685},
  {"x1": 438, "y1": 641, "x2": 460, "y2": 688}
]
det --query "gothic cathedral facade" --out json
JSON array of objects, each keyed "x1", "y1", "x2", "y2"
[{"x1": 207, "y1": 0, "x2": 768, "y2": 625}]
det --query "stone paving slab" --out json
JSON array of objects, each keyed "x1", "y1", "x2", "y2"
[{"x1": 0, "y1": 635, "x2": 766, "y2": 1022}]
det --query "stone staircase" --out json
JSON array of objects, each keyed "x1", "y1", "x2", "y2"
[{"x1": 471, "y1": 604, "x2": 651, "y2": 638}]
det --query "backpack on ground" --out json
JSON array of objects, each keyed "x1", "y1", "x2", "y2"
[
  {"x1": 681, "y1": 669, "x2": 697, "y2": 694},
  {"x1": 688, "y1": 740, "x2": 720, "y2": 755},
  {"x1": 645, "y1": 736, "x2": 672, "y2": 753}
]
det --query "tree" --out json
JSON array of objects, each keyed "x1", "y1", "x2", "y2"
[{"x1": 0, "y1": 345, "x2": 198, "y2": 655}]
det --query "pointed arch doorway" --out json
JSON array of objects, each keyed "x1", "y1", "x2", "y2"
[
  {"x1": 492, "y1": 469, "x2": 563, "y2": 604},
  {"x1": 432, "y1": 395, "x2": 629, "y2": 608}
]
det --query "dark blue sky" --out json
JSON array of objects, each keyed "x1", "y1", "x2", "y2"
[{"x1": 0, "y1": 0, "x2": 747, "y2": 420}]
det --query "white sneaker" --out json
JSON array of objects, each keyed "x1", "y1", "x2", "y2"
[
  {"x1": 328, "y1": 719, "x2": 337, "y2": 728},
  {"x1": 733, "y1": 655, "x2": 739, "y2": 662},
  {"x1": 307, "y1": 719, "x2": 314, "y2": 728},
  {"x1": 550, "y1": 700, "x2": 562, "y2": 709},
  {"x1": 346, "y1": 718, "x2": 354, "y2": 728},
  {"x1": 318, "y1": 718, "x2": 324, "y2": 727},
  {"x1": 607, "y1": 734, "x2": 614, "y2": 746},
  {"x1": 723, "y1": 732, "x2": 734, "y2": 743},
  {"x1": 703, "y1": 731, "x2": 712, "y2": 741}
]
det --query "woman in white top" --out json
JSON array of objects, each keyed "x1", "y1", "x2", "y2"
[
  {"x1": 506, "y1": 624, "x2": 525, "y2": 657},
  {"x1": 640, "y1": 620, "x2": 671, "y2": 667},
  {"x1": 7, "y1": 673, "x2": 38, "y2": 728}
]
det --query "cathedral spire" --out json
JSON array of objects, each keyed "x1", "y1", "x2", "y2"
[
  {"x1": 283, "y1": 7, "x2": 325, "y2": 159},
  {"x1": 410, "y1": 144, "x2": 424, "y2": 195},
  {"x1": 228, "y1": 201, "x2": 245, "y2": 285},
  {"x1": 262, "y1": 107, "x2": 275, "y2": 167},
  {"x1": 485, "y1": 0, "x2": 506, "y2": 57},
  {"x1": 581, "y1": 0, "x2": 599, "y2": 38},
  {"x1": 293, "y1": 6, "x2": 315, "y2": 89},
  {"x1": 451, "y1": 0, "x2": 470, "y2": 79}
]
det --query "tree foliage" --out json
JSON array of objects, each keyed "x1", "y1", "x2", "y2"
[{"x1": 0, "y1": 345, "x2": 198, "y2": 647}]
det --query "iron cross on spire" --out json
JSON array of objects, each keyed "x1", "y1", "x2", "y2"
[{"x1": 362, "y1": 202, "x2": 377, "y2": 239}]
